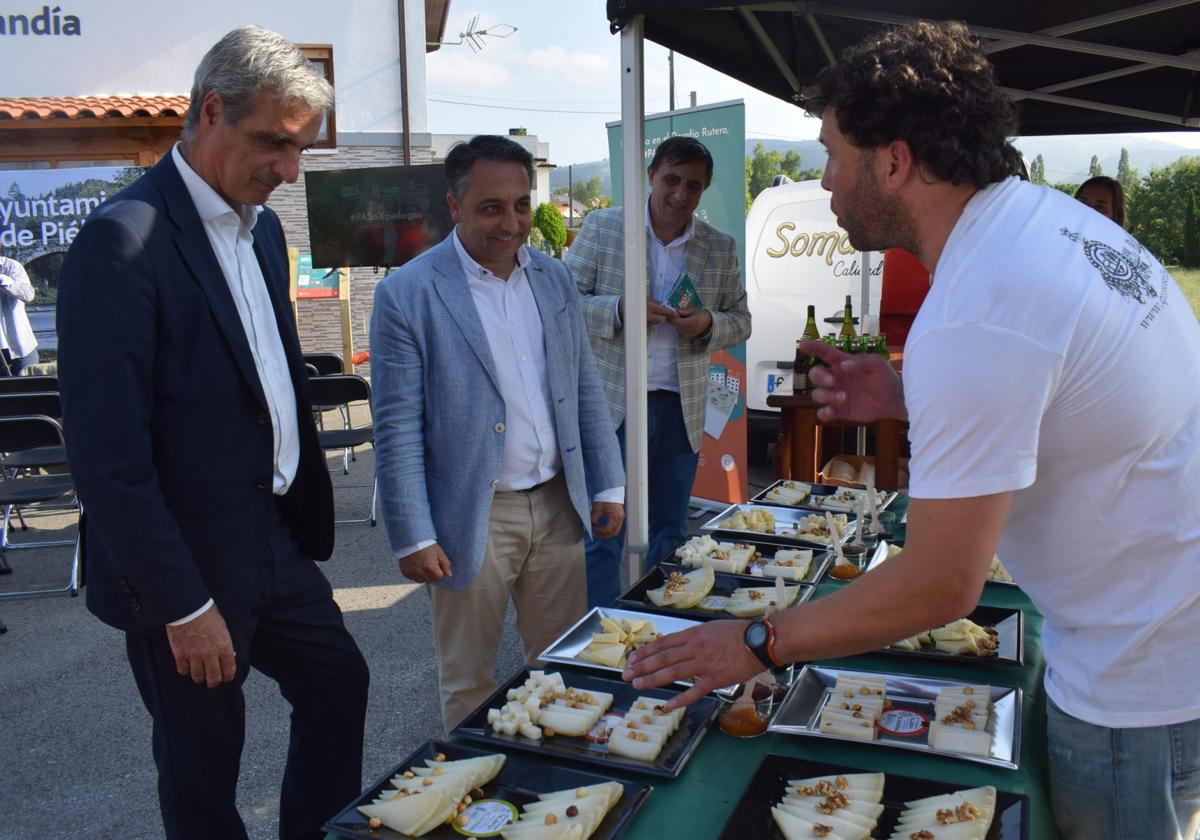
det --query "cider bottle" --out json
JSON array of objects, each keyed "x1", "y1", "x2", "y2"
[{"x1": 838, "y1": 294, "x2": 857, "y2": 341}]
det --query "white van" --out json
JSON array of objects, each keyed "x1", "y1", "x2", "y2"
[{"x1": 743, "y1": 180, "x2": 883, "y2": 459}]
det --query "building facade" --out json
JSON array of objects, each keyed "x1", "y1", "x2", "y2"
[{"x1": 0, "y1": 0, "x2": 452, "y2": 366}]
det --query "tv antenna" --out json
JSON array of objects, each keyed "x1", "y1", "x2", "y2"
[{"x1": 435, "y1": 15, "x2": 517, "y2": 52}]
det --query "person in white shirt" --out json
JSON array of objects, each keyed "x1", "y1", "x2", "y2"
[
  {"x1": 0, "y1": 245, "x2": 39, "y2": 375},
  {"x1": 623, "y1": 22, "x2": 1200, "y2": 840},
  {"x1": 56, "y1": 26, "x2": 367, "y2": 840},
  {"x1": 370, "y1": 135, "x2": 626, "y2": 731}
]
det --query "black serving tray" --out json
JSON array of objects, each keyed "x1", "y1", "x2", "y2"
[
  {"x1": 615, "y1": 562, "x2": 818, "y2": 621},
  {"x1": 453, "y1": 668, "x2": 718, "y2": 779},
  {"x1": 876, "y1": 605, "x2": 1024, "y2": 667},
  {"x1": 324, "y1": 739, "x2": 651, "y2": 840},
  {"x1": 717, "y1": 754, "x2": 1029, "y2": 839}
]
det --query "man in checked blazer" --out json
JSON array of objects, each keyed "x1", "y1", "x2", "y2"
[
  {"x1": 567, "y1": 137, "x2": 751, "y2": 609},
  {"x1": 371, "y1": 135, "x2": 625, "y2": 732}
]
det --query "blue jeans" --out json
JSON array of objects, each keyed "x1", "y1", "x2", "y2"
[
  {"x1": 584, "y1": 391, "x2": 699, "y2": 609},
  {"x1": 1047, "y1": 697, "x2": 1200, "y2": 839},
  {"x1": 4, "y1": 348, "x2": 38, "y2": 376}
]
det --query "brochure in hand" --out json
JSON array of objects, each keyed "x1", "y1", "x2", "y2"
[{"x1": 667, "y1": 272, "x2": 702, "y2": 310}]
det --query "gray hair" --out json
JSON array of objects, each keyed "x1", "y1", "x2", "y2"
[{"x1": 182, "y1": 24, "x2": 333, "y2": 142}]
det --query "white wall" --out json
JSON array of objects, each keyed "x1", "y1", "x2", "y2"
[{"x1": 2, "y1": 0, "x2": 428, "y2": 136}]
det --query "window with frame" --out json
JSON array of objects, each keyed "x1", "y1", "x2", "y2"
[{"x1": 299, "y1": 44, "x2": 337, "y2": 149}]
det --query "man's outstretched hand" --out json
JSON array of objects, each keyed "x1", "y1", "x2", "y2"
[
  {"x1": 622, "y1": 619, "x2": 762, "y2": 709},
  {"x1": 802, "y1": 339, "x2": 907, "y2": 424}
]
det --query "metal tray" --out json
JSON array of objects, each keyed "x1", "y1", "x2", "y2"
[
  {"x1": 864, "y1": 542, "x2": 1021, "y2": 589},
  {"x1": 538, "y1": 606, "x2": 701, "y2": 680},
  {"x1": 700, "y1": 502, "x2": 856, "y2": 548},
  {"x1": 717, "y1": 753, "x2": 1029, "y2": 839},
  {"x1": 752, "y1": 479, "x2": 898, "y2": 514},
  {"x1": 454, "y1": 668, "x2": 719, "y2": 779},
  {"x1": 769, "y1": 665, "x2": 1022, "y2": 769},
  {"x1": 877, "y1": 605, "x2": 1024, "y2": 667},
  {"x1": 615, "y1": 563, "x2": 819, "y2": 622},
  {"x1": 324, "y1": 739, "x2": 652, "y2": 840}
]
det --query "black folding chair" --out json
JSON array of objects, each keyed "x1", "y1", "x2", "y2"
[
  {"x1": 302, "y1": 352, "x2": 345, "y2": 376},
  {"x1": 0, "y1": 375, "x2": 58, "y2": 394},
  {"x1": 0, "y1": 415, "x2": 80, "y2": 599},
  {"x1": 307, "y1": 375, "x2": 376, "y2": 526}
]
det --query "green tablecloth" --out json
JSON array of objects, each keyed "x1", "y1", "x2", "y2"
[
  {"x1": 329, "y1": 501, "x2": 1061, "y2": 839},
  {"x1": 613, "y1": 579, "x2": 1059, "y2": 839}
]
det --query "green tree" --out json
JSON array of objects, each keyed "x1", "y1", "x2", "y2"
[
  {"x1": 1089, "y1": 155, "x2": 1103, "y2": 177},
  {"x1": 571, "y1": 176, "x2": 601, "y2": 208},
  {"x1": 532, "y1": 202, "x2": 566, "y2": 255},
  {"x1": 1051, "y1": 183, "x2": 1079, "y2": 196},
  {"x1": 744, "y1": 142, "x2": 823, "y2": 208},
  {"x1": 1184, "y1": 192, "x2": 1199, "y2": 268},
  {"x1": 1127, "y1": 156, "x2": 1200, "y2": 265},
  {"x1": 1030, "y1": 154, "x2": 1046, "y2": 185},
  {"x1": 1116, "y1": 148, "x2": 1133, "y2": 187}
]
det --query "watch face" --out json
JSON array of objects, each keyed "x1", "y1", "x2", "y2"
[{"x1": 745, "y1": 621, "x2": 768, "y2": 649}]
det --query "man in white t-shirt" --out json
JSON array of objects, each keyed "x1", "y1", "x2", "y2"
[{"x1": 622, "y1": 21, "x2": 1200, "y2": 840}]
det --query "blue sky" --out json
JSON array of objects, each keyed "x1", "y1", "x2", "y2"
[{"x1": 426, "y1": 2, "x2": 1200, "y2": 167}]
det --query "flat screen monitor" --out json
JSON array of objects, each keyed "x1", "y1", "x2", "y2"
[{"x1": 305, "y1": 164, "x2": 453, "y2": 269}]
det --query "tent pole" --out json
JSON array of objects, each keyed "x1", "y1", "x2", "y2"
[{"x1": 620, "y1": 17, "x2": 650, "y2": 583}]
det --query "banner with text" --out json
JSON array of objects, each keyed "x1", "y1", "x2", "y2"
[
  {"x1": 607, "y1": 100, "x2": 748, "y2": 504},
  {"x1": 1, "y1": 166, "x2": 144, "y2": 360}
]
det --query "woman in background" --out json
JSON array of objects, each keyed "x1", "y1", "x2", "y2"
[{"x1": 1074, "y1": 176, "x2": 1127, "y2": 228}]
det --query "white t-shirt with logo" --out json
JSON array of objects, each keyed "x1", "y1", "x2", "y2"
[{"x1": 905, "y1": 176, "x2": 1200, "y2": 728}]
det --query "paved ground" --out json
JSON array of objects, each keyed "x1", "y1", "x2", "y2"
[{"x1": 0, "y1": 430, "x2": 772, "y2": 839}]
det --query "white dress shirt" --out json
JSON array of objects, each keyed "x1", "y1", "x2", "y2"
[
  {"x1": 168, "y1": 144, "x2": 300, "y2": 625},
  {"x1": 394, "y1": 231, "x2": 622, "y2": 561},
  {"x1": 645, "y1": 198, "x2": 693, "y2": 392}
]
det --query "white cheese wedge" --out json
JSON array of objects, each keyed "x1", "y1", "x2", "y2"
[
  {"x1": 928, "y1": 721, "x2": 993, "y2": 756},
  {"x1": 771, "y1": 805, "x2": 862, "y2": 840}
]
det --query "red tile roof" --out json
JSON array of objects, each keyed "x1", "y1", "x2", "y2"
[{"x1": 0, "y1": 95, "x2": 189, "y2": 121}]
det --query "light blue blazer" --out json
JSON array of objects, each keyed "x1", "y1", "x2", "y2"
[{"x1": 370, "y1": 235, "x2": 625, "y2": 590}]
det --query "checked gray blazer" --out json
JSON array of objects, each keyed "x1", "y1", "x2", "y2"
[{"x1": 566, "y1": 206, "x2": 751, "y2": 452}]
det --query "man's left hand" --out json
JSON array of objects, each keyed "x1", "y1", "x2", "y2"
[
  {"x1": 591, "y1": 502, "x2": 625, "y2": 539},
  {"x1": 623, "y1": 619, "x2": 762, "y2": 709},
  {"x1": 667, "y1": 306, "x2": 713, "y2": 339}
]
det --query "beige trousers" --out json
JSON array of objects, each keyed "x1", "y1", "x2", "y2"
[{"x1": 428, "y1": 472, "x2": 587, "y2": 733}]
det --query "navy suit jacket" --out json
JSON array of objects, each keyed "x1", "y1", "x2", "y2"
[{"x1": 57, "y1": 154, "x2": 333, "y2": 632}]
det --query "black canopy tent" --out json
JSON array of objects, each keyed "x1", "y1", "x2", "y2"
[
  {"x1": 603, "y1": 1, "x2": 1199, "y2": 578},
  {"x1": 605, "y1": 0, "x2": 1200, "y2": 135}
]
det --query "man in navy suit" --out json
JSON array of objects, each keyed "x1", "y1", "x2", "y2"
[{"x1": 56, "y1": 26, "x2": 368, "y2": 840}]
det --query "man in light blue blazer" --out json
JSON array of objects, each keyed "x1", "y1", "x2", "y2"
[{"x1": 371, "y1": 136, "x2": 625, "y2": 731}]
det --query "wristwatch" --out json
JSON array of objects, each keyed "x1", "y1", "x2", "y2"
[{"x1": 743, "y1": 616, "x2": 781, "y2": 670}]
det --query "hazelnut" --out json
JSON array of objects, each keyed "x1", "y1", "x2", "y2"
[
  {"x1": 543, "y1": 727, "x2": 556, "y2": 738},
  {"x1": 544, "y1": 813, "x2": 558, "y2": 825},
  {"x1": 575, "y1": 788, "x2": 589, "y2": 798},
  {"x1": 455, "y1": 814, "x2": 469, "y2": 827},
  {"x1": 422, "y1": 778, "x2": 433, "y2": 787},
  {"x1": 566, "y1": 805, "x2": 579, "y2": 818},
  {"x1": 434, "y1": 752, "x2": 447, "y2": 762},
  {"x1": 368, "y1": 817, "x2": 383, "y2": 829},
  {"x1": 403, "y1": 770, "x2": 415, "y2": 779}
]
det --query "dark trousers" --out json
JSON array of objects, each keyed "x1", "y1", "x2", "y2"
[
  {"x1": 124, "y1": 501, "x2": 369, "y2": 840},
  {"x1": 584, "y1": 391, "x2": 700, "y2": 608}
]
